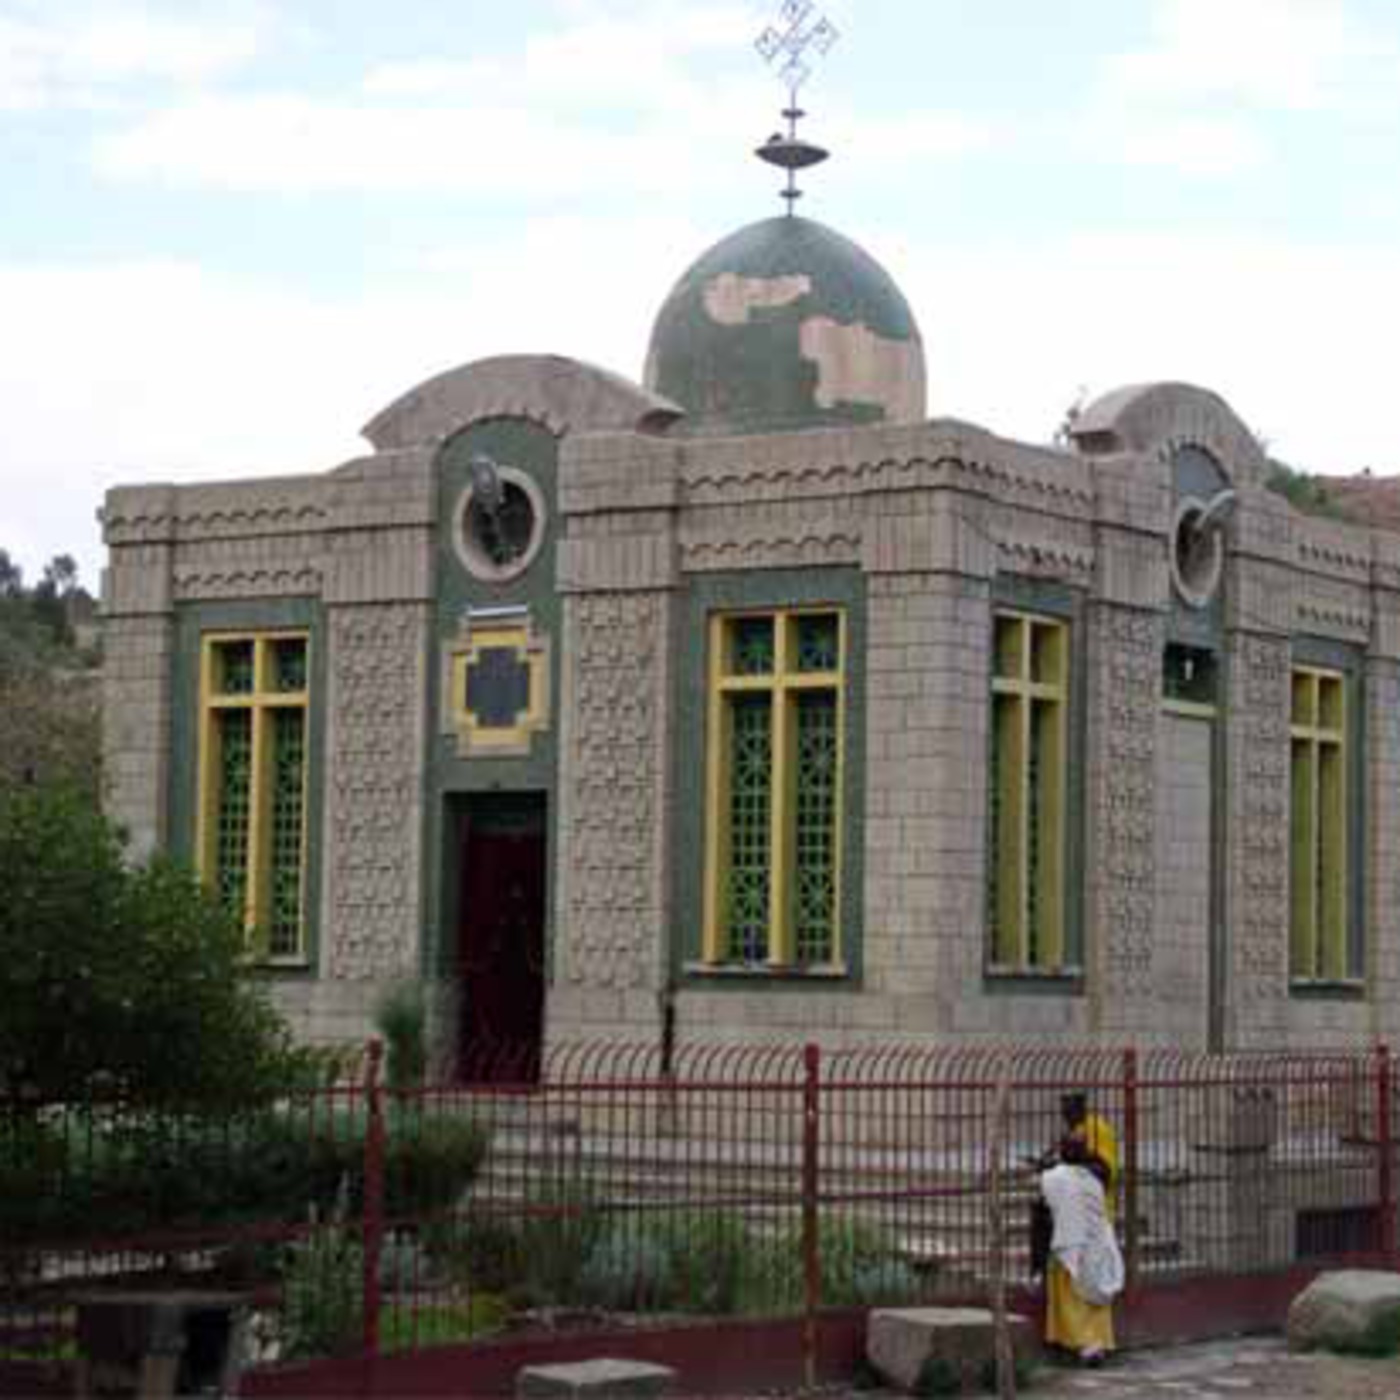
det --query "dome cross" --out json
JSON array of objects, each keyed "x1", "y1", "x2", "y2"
[{"x1": 754, "y1": 0, "x2": 839, "y2": 213}]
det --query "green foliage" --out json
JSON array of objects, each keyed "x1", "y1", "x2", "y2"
[
  {"x1": 573, "y1": 1210, "x2": 755, "y2": 1314},
  {"x1": 0, "y1": 1103, "x2": 489, "y2": 1248},
  {"x1": 374, "y1": 981, "x2": 429, "y2": 1089},
  {"x1": 380, "y1": 1296, "x2": 508, "y2": 1353},
  {"x1": 0, "y1": 786, "x2": 302, "y2": 1109},
  {"x1": 748, "y1": 1215, "x2": 921, "y2": 1313},
  {"x1": 1265, "y1": 459, "x2": 1344, "y2": 519},
  {"x1": 511, "y1": 1178, "x2": 608, "y2": 1306},
  {"x1": 280, "y1": 1198, "x2": 364, "y2": 1360}
]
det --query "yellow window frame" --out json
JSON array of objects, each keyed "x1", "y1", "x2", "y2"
[
  {"x1": 1289, "y1": 665, "x2": 1348, "y2": 983},
  {"x1": 196, "y1": 630, "x2": 311, "y2": 963},
  {"x1": 988, "y1": 609, "x2": 1069, "y2": 973},
  {"x1": 701, "y1": 607, "x2": 847, "y2": 969}
]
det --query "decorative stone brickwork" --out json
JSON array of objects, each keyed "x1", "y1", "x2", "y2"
[
  {"x1": 323, "y1": 604, "x2": 429, "y2": 981},
  {"x1": 557, "y1": 591, "x2": 669, "y2": 1007},
  {"x1": 1366, "y1": 659, "x2": 1400, "y2": 1041},
  {"x1": 1226, "y1": 630, "x2": 1291, "y2": 1042},
  {"x1": 101, "y1": 615, "x2": 173, "y2": 860},
  {"x1": 1086, "y1": 604, "x2": 1162, "y2": 1032}
]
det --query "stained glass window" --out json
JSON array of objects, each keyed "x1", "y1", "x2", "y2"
[
  {"x1": 704, "y1": 609, "x2": 844, "y2": 969},
  {"x1": 988, "y1": 611, "x2": 1069, "y2": 974},
  {"x1": 1290, "y1": 667, "x2": 1351, "y2": 982},
  {"x1": 200, "y1": 633, "x2": 310, "y2": 962}
]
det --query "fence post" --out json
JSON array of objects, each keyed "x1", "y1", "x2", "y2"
[
  {"x1": 1122, "y1": 1047, "x2": 1140, "y2": 1305},
  {"x1": 1376, "y1": 1042, "x2": 1394, "y2": 1262},
  {"x1": 362, "y1": 1038, "x2": 385, "y2": 1357},
  {"x1": 801, "y1": 1042, "x2": 821, "y2": 1392}
]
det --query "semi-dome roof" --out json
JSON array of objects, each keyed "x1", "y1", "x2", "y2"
[{"x1": 643, "y1": 215, "x2": 926, "y2": 436}]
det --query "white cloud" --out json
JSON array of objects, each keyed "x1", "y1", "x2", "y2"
[
  {"x1": 89, "y1": 0, "x2": 985, "y2": 197},
  {"x1": 9, "y1": 225, "x2": 1400, "y2": 590},
  {"x1": 0, "y1": 4, "x2": 267, "y2": 111},
  {"x1": 1081, "y1": 0, "x2": 1400, "y2": 176},
  {"x1": 1097, "y1": 114, "x2": 1269, "y2": 177},
  {"x1": 364, "y1": 2, "x2": 759, "y2": 109},
  {"x1": 903, "y1": 229, "x2": 1400, "y2": 479},
  {"x1": 1105, "y1": 0, "x2": 1397, "y2": 113},
  {"x1": 0, "y1": 211, "x2": 702, "y2": 583}
]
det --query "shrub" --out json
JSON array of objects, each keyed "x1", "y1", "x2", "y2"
[
  {"x1": 745, "y1": 1215, "x2": 920, "y2": 1313},
  {"x1": 384, "y1": 1111, "x2": 490, "y2": 1217},
  {"x1": 0, "y1": 785, "x2": 302, "y2": 1110},
  {"x1": 374, "y1": 982, "x2": 428, "y2": 1090},
  {"x1": 280, "y1": 1200, "x2": 364, "y2": 1360},
  {"x1": 0, "y1": 1103, "x2": 489, "y2": 1248},
  {"x1": 511, "y1": 1179, "x2": 607, "y2": 1306}
]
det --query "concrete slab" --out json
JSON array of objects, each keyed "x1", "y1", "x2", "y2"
[{"x1": 516, "y1": 1356, "x2": 677, "y2": 1397}]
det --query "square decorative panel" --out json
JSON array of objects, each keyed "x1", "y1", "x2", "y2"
[{"x1": 443, "y1": 611, "x2": 550, "y2": 757}]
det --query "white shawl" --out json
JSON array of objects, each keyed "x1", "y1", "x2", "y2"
[{"x1": 1040, "y1": 1163, "x2": 1125, "y2": 1307}]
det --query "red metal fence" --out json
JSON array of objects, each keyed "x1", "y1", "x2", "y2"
[{"x1": 3, "y1": 1040, "x2": 1397, "y2": 1388}]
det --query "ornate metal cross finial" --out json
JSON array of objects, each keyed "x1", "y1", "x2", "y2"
[{"x1": 754, "y1": 0, "x2": 840, "y2": 213}]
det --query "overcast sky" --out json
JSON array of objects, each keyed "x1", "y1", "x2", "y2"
[{"x1": 5, "y1": 0, "x2": 1400, "y2": 588}]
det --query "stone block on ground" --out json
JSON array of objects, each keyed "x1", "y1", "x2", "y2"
[
  {"x1": 867, "y1": 1306, "x2": 1035, "y2": 1393},
  {"x1": 1287, "y1": 1270, "x2": 1400, "y2": 1356},
  {"x1": 515, "y1": 1356, "x2": 677, "y2": 1397}
]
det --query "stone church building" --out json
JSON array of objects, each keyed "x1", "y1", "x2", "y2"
[{"x1": 102, "y1": 197, "x2": 1400, "y2": 1067}]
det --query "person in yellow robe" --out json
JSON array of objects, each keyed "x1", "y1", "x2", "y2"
[{"x1": 1041, "y1": 1093, "x2": 1122, "y2": 1364}]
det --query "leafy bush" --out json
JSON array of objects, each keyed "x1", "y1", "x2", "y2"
[
  {"x1": 0, "y1": 1104, "x2": 489, "y2": 1248},
  {"x1": 576, "y1": 1209, "x2": 753, "y2": 1314},
  {"x1": 745, "y1": 1215, "x2": 921, "y2": 1313},
  {"x1": 374, "y1": 982, "x2": 428, "y2": 1089},
  {"x1": 511, "y1": 1179, "x2": 607, "y2": 1306},
  {"x1": 0, "y1": 786, "x2": 302, "y2": 1109},
  {"x1": 280, "y1": 1201, "x2": 364, "y2": 1359}
]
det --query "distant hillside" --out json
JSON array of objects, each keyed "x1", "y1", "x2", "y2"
[
  {"x1": 1308, "y1": 474, "x2": 1400, "y2": 532},
  {"x1": 0, "y1": 550, "x2": 100, "y2": 796}
]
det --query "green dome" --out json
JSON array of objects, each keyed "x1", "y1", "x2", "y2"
[{"x1": 643, "y1": 215, "x2": 926, "y2": 436}]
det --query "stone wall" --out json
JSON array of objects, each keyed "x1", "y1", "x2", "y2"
[{"x1": 551, "y1": 589, "x2": 673, "y2": 1037}]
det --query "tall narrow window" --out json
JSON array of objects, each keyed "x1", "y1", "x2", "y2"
[
  {"x1": 988, "y1": 611, "x2": 1070, "y2": 973},
  {"x1": 1290, "y1": 666, "x2": 1350, "y2": 982},
  {"x1": 198, "y1": 632, "x2": 311, "y2": 962},
  {"x1": 703, "y1": 609, "x2": 845, "y2": 969}
]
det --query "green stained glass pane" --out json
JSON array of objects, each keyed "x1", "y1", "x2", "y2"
[
  {"x1": 216, "y1": 640, "x2": 254, "y2": 695},
  {"x1": 794, "y1": 690, "x2": 839, "y2": 964},
  {"x1": 730, "y1": 617, "x2": 775, "y2": 676},
  {"x1": 215, "y1": 710, "x2": 252, "y2": 920},
  {"x1": 1027, "y1": 706, "x2": 1042, "y2": 966},
  {"x1": 267, "y1": 708, "x2": 307, "y2": 958},
  {"x1": 796, "y1": 614, "x2": 839, "y2": 673},
  {"x1": 272, "y1": 638, "x2": 308, "y2": 693},
  {"x1": 726, "y1": 694, "x2": 772, "y2": 962}
]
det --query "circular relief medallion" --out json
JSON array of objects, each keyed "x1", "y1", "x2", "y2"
[
  {"x1": 453, "y1": 461, "x2": 546, "y2": 583},
  {"x1": 1170, "y1": 495, "x2": 1224, "y2": 609}
]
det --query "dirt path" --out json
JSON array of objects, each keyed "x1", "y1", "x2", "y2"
[{"x1": 743, "y1": 1336, "x2": 1400, "y2": 1399}]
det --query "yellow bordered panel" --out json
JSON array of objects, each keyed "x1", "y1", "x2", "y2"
[{"x1": 441, "y1": 612, "x2": 551, "y2": 757}]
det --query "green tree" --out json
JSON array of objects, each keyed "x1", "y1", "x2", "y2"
[{"x1": 0, "y1": 786, "x2": 302, "y2": 1107}]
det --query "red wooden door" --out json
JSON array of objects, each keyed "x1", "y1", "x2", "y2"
[{"x1": 458, "y1": 823, "x2": 545, "y2": 1083}]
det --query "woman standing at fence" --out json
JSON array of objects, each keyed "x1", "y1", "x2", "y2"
[{"x1": 1039, "y1": 1093, "x2": 1123, "y2": 1365}]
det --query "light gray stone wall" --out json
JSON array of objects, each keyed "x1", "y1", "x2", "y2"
[
  {"x1": 1085, "y1": 604, "x2": 1165, "y2": 1040},
  {"x1": 1224, "y1": 629, "x2": 1292, "y2": 1048},
  {"x1": 1366, "y1": 655, "x2": 1400, "y2": 1042},
  {"x1": 100, "y1": 613, "x2": 173, "y2": 859},
  {"x1": 1154, "y1": 713, "x2": 1214, "y2": 1046},
  {"x1": 550, "y1": 588, "x2": 674, "y2": 1039},
  {"x1": 321, "y1": 602, "x2": 430, "y2": 983}
]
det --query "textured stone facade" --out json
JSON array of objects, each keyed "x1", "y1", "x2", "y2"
[
  {"x1": 323, "y1": 603, "x2": 429, "y2": 982},
  {"x1": 552, "y1": 590, "x2": 672, "y2": 1033},
  {"x1": 101, "y1": 346, "x2": 1400, "y2": 1056}
]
